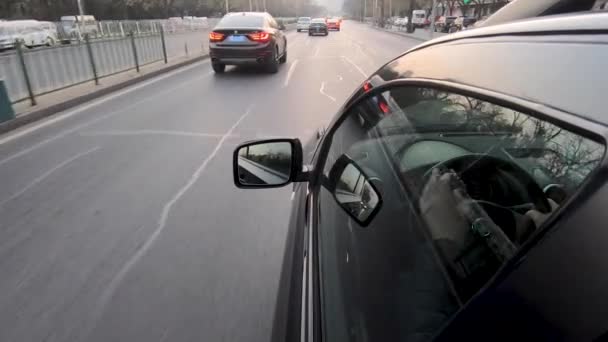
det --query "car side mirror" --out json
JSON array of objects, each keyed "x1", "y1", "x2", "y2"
[
  {"x1": 233, "y1": 139, "x2": 304, "y2": 188},
  {"x1": 329, "y1": 155, "x2": 382, "y2": 225}
]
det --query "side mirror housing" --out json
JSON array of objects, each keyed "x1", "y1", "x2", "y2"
[
  {"x1": 233, "y1": 138, "x2": 304, "y2": 189},
  {"x1": 328, "y1": 155, "x2": 382, "y2": 225}
]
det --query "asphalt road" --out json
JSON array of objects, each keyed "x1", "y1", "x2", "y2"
[{"x1": 0, "y1": 21, "x2": 420, "y2": 342}]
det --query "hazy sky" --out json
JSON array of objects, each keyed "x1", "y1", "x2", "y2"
[{"x1": 317, "y1": 0, "x2": 344, "y2": 12}]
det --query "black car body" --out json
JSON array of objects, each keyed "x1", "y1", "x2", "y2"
[
  {"x1": 209, "y1": 12, "x2": 287, "y2": 73},
  {"x1": 308, "y1": 19, "x2": 328, "y2": 36},
  {"x1": 235, "y1": 11, "x2": 608, "y2": 342}
]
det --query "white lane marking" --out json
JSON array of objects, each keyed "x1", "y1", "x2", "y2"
[
  {"x1": 319, "y1": 82, "x2": 336, "y2": 102},
  {"x1": 95, "y1": 105, "x2": 253, "y2": 318},
  {"x1": 313, "y1": 46, "x2": 320, "y2": 57},
  {"x1": 0, "y1": 69, "x2": 211, "y2": 167},
  {"x1": 283, "y1": 59, "x2": 299, "y2": 88},
  {"x1": 291, "y1": 191, "x2": 295, "y2": 201},
  {"x1": 80, "y1": 130, "x2": 228, "y2": 138},
  {"x1": 0, "y1": 146, "x2": 100, "y2": 207},
  {"x1": 341, "y1": 56, "x2": 368, "y2": 78},
  {"x1": 300, "y1": 56, "x2": 341, "y2": 61},
  {"x1": 0, "y1": 60, "x2": 211, "y2": 147},
  {"x1": 338, "y1": 75, "x2": 343, "y2": 81}
]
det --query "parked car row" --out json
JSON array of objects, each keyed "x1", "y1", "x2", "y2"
[
  {"x1": 0, "y1": 15, "x2": 219, "y2": 53},
  {"x1": 387, "y1": 13, "x2": 478, "y2": 33},
  {"x1": 0, "y1": 20, "x2": 58, "y2": 50},
  {"x1": 59, "y1": 15, "x2": 98, "y2": 39},
  {"x1": 435, "y1": 15, "x2": 478, "y2": 32}
]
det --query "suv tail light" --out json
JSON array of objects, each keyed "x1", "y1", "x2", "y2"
[
  {"x1": 209, "y1": 31, "x2": 225, "y2": 42},
  {"x1": 247, "y1": 31, "x2": 271, "y2": 43}
]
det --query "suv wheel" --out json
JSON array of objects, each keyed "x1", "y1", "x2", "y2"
[
  {"x1": 266, "y1": 47, "x2": 279, "y2": 73},
  {"x1": 279, "y1": 49, "x2": 287, "y2": 64},
  {"x1": 212, "y1": 62, "x2": 226, "y2": 73}
]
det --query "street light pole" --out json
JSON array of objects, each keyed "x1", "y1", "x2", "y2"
[
  {"x1": 76, "y1": 0, "x2": 85, "y2": 41},
  {"x1": 249, "y1": 0, "x2": 253, "y2": 11},
  {"x1": 429, "y1": 0, "x2": 437, "y2": 39},
  {"x1": 374, "y1": 0, "x2": 377, "y2": 21},
  {"x1": 225, "y1": 0, "x2": 230, "y2": 14},
  {"x1": 77, "y1": 0, "x2": 85, "y2": 16}
]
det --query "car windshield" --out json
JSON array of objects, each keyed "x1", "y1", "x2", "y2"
[
  {"x1": 298, "y1": 17, "x2": 311, "y2": 23},
  {"x1": 215, "y1": 15, "x2": 264, "y2": 28}
]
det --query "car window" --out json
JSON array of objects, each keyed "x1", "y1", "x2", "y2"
[
  {"x1": 215, "y1": 15, "x2": 265, "y2": 28},
  {"x1": 316, "y1": 85, "x2": 604, "y2": 341}
]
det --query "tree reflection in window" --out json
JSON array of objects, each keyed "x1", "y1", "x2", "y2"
[{"x1": 379, "y1": 88, "x2": 604, "y2": 191}]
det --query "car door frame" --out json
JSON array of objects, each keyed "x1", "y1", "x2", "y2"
[{"x1": 301, "y1": 77, "x2": 608, "y2": 341}]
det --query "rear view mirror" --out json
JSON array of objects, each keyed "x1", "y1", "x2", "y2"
[
  {"x1": 330, "y1": 155, "x2": 382, "y2": 225},
  {"x1": 233, "y1": 139, "x2": 302, "y2": 188}
]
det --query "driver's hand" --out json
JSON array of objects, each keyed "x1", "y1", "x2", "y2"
[
  {"x1": 525, "y1": 199, "x2": 559, "y2": 228},
  {"x1": 419, "y1": 168, "x2": 471, "y2": 250},
  {"x1": 420, "y1": 168, "x2": 518, "y2": 263}
]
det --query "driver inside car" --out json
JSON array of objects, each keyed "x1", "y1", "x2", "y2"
[{"x1": 418, "y1": 167, "x2": 559, "y2": 297}]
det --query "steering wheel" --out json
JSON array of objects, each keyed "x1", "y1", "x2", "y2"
[{"x1": 423, "y1": 154, "x2": 551, "y2": 243}]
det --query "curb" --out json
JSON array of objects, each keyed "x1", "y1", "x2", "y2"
[{"x1": 0, "y1": 55, "x2": 209, "y2": 135}]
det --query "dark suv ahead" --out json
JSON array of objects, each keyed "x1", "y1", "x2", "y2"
[
  {"x1": 209, "y1": 12, "x2": 287, "y2": 73},
  {"x1": 233, "y1": 11, "x2": 608, "y2": 342}
]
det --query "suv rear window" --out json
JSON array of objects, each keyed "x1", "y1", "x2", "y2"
[{"x1": 216, "y1": 15, "x2": 265, "y2": 28}]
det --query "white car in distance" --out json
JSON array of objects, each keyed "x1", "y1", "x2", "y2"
[{"x1": 296, "y1": 17, "x2": 311, "y2": 32}]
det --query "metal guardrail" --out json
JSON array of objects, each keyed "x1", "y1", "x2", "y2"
[
  {"x1": 52, "y1": 18, "x2": 221, "y2": 42},
  {"x1": 0, "y1": 26, "x2": 214, "y2": 105}
]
